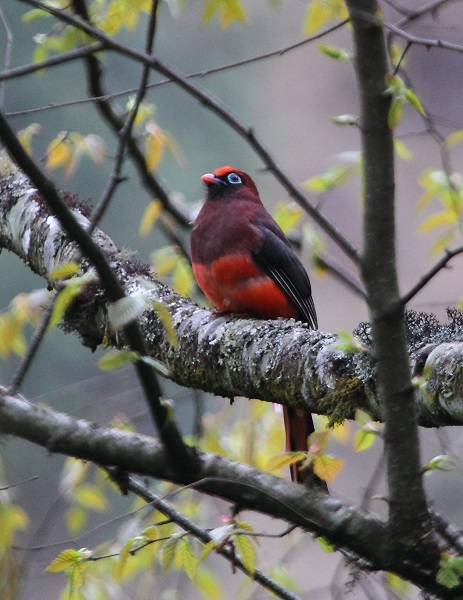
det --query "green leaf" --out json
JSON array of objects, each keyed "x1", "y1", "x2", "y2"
[
  {"x1": 394, "y1": 139, "x2": 412, "y2": 160},
  {"x1": 50, "y1": 285, "x2": 80, "y2": 327},
  {"x1": 139, "y1": 355, "x2": 171, "y2": 378},
  {"x1": 108, "y1": 295, "x2": 148, "y2": 331},
  {"x1": 179, "y1": 538, "x2": 198, "y2": 581},
  {"x1": 65, "y1": 506, "x2": 86, "y2": 535},
  {"x1": 353, "y1": 428, "x2": 377, "y2": 452},
  {"x1": 404, "y1": 88, "x2": 426, "y2": 115},
  {"x1": 273, "y1": 201, "x2": 303, "y2": 235},
  {"x1": 317, "y1": 536, "x2": 336, "y2": 552},
  {"x1": 48, "y1": 261, "x2": 80, "y2": 281},
  {"x1": 46, "y1": 549, "x2": 83, "y2": 573},
  {"x1": 303, "y1": 0, "x2": 330, "y2": 35},
  {"x1": 437, "y1": 564, "x2": 460, "y2": 589},
  {"x1": 385, "y1": 572, "x2": 410, "y2": 598},
  {"x1": 161, "y1": 535, "x2": 180, "y2": 571},
  {"x1": 97, "y1": 349, "x2": 139, "y2": 371},
  {"x1": 424, "y1": 455, "x2": 456, "y2": 472},
  {"x1": 388, "y1": 96, "x2": 404, "y2": 130},
  {"x1": 317, "y1": 43, "x2": 350, "y2": 61},
  {"x1": 195, "y1": 566, "x2": 223, "y2": 600},
  {"x1": 74, "y1": 483, "x2": 108, "y2": 511},
  {"x1": 330, "y1": 330, "x2": 365, "y2": 353},
  {"x1": 153, "y1": 299, "x2": 178, "y2": 348},
  {"x1": 234, "y1": 533, "x2": 256, "y2": 575},
  {"x1": 354, "y1": 408, "x2": 373, "y2": 427},
  {"x1": 266, "y1": 451, "x2": 306, "y2": 473},
  {"x1": 199, "y1": 540, "x2": 216, "y2": 563},
  {"x1": 445, "y1": 129, "x2": 463, "y2": 148}
]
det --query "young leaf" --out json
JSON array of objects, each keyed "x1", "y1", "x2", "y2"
[
  {"x1": 317, "y1": 536, "x2": 336, "y2": 553},
  {"x1": 199, "y1": 540, "x2": 216, "y2": 563},
  {"x1": 139, "y1": 355, "x2": 171, "y2": 378},
  {"x1": 353, "y1": 428, "x2": 377, "y2": 452},
  {"x1": 74, "y1": 483, "x2": 108, "y2": 511},
  {"x1": 97, "y1": 349, "x2": 139, "y2": 371},
  {"x1": 424, "y1": 455, "x2": 456, "y2": 473},
  {"x1": 388, "y1": 96, "x2": 404, "y2": 130},
  {"x1": 317, "y1": 43, "x2": 350, "y2": 61},
  {"x1": 161, "y1": 535, "x2": 180, "y2": 571},
  {"x1": 179, "y1": 538, "x2": 198, "y2": 581},
  {"x1": 313, "y1": 453, "x2": 344, "y2": 482},
  {"x1": 153, "y1": 299, "x2": 178, "y2": 348},
  {"x1": 445, "y1": 129, "x2": 463, "y2": 148},
  {"x1": 234, "y1": 533, "x2": 256, "y2": 576},
  {"x1": 404, "y1": 88, "x2": 426, "y2": 115},
  {"x1": 385, "y1": 572, "x2": 410, "y2": 598},
  {"x1": 266, "y1": 451, "x2": 306, "y2": 473},
  {"x1": 48, "y1": 261, "x2": 80, "y2": 281},
  {"x1": 46, "y1": 549, "x2": 83, "y2": 573},
  {"x1": 139, "y1": 200, "x2": 163, "y2": 237},
  {"x1": 107, "y1": 295, "x2": 148, "y2": 331},
  {"x1": 49, "y1": 285, "x2": 81, "y2": 327}
]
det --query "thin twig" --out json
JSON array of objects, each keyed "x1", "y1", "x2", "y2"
[
  {"x1": 19, "y1": 0, "x2": 361, "y2": 265},
  {"x1": 0, "y1": 6, "x2": 13, "y2": 108},
  {"x1": 105, "y1": 468, "x2": 302, "y2": 600},
  {"x1": 400, "y1": 245, "x2": 463, "y2": 306}
]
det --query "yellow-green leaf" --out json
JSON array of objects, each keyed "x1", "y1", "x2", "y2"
[
  {"x1": 97, "y1": 349, "x2": 139, "y2": 371},
  {"x1": 404, "y1": 88, "x2": 426, "y2": 115},
  {"x1": 388, "y1": 96, "x2": 403, "y2": 130},
  {"x1": 195, "y1": 566, "x2": 223, "y2": 600},
  {"x1": 266, "y1": 451, "x2": 306, "y2": 473},
  {"x1": 303, "y1": 0, "x2": 330, "y2": 35},
  {"x1": 394, "y1": 138, "x2": 412, "y2": 160},
  {"x1": 317, "y1": 43, "x2": 350, "y2": 61},
  {"x1": 108, "y1": 295, "x2": 148, "y2": 331},
  {"x1": 385, "y1": 572, "x2": 410, "y2": 598},
  {"x1": 45, "y1": 134, "x2": 73, "y2": 172},
  {"x1": 65, "y1": 506, "x2": 86, "y2": 535},
  {"x1": 353, "y1": 428, "x2": 377, "y2": 452},
  {"x1": 46, "y1": 549, "x2": 82, "y2": 573},
  {"x1": 419, "y1": 210, "x2": 457, "y2": 233},
  {"x1": 234, "y1": 533, "x2": 256, "y2": 575},
  {"x1": 153, "y1": 299, "x2": 178, "y2": 348},
  {"x1": 179, "y1": 538, "x2": 198, "y2": 581},
  {"x1": 445, "y1": 129, "x2": 463, "y2": 148},
  {"x1": 161, "y1": 536, "x2": 180, "y2": 571},
  {"x1": 48, "y1": 261, "x2": 80, "y2": 281},
  {"x1": 139, "y1": 200, "x2": 163, "y2": 237},
  {"x1": 74, "y1": 483, "x2": 108, "y2": 511},
  {"x1": 49, "y1": 285, "x2": 81, "y2": 327},
  {"x1": 199, "y1": 540, "x2": 216, "y2": 563},
  {"x1": 313, "y1": 452, "x2": 344, "y2": 482}
]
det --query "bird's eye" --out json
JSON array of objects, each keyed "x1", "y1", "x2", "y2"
[{"x1": 227, "y1": 173, "x2": 242, "y2": 184}]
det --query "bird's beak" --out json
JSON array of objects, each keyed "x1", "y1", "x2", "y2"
[{"x1": 201, "y1": 173, "x2": 223, "y2": 185}]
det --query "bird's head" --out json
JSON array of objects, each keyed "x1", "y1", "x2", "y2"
[{"x1": 201, "y1": 166, "x2": 260, "y2": 203}]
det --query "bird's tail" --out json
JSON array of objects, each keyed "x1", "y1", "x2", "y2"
[{"x1": 283, "y1": 406, "x2": 328, "y2": 492}]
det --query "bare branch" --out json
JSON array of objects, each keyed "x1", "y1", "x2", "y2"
[{"x1": 19, "y1": 0, "x2": 361, "y2": 265}]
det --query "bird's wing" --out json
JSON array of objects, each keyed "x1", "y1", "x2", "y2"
[{"x1": 252, "y1": 225, "x2": 318, "y2": 329}]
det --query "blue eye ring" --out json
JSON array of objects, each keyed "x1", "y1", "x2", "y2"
[{"x1": 227, "y1": 173, "x2": 242, "y2": 184}]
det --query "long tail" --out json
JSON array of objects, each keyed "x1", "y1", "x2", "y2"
[{"x1": 283, "y1": 406, "x2": 328, "y2": 491}]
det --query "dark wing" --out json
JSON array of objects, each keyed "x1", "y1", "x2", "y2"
[{"x1": 252, "y1": 225, "x2": 318, "y2": 329}]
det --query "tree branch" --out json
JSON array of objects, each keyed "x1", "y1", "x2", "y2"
[
  {"x1": 2, "y1": 155, "x2": 463, "y2": 429},
  {"x1": 346, "y1": 0, "x2": 434, "y2": 557}
]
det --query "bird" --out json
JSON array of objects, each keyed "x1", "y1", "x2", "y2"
[{"x1": 191, "y1": 166, "x2": 321, "y2": 486}]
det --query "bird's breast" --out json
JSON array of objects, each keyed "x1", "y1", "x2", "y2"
[{"x1": 192, "y1": 253, "x2": 298, "y2": 319}]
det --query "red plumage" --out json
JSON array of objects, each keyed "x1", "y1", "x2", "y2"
[{"x1": 191, "y1": 166, "x2": 319, "y2": 485}]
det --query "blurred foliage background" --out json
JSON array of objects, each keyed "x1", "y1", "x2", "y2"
[{"x1": 2, "y1": 1, "x2": 463, "y2": 597}]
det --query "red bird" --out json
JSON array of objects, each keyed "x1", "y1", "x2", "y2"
[{"x1": 191, "y1": 166, "x2": 319, "y2": 485}]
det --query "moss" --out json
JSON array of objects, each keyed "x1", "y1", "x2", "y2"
[{"x1": 318, "y1": 376, "x2": 365, "y2": 426}]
